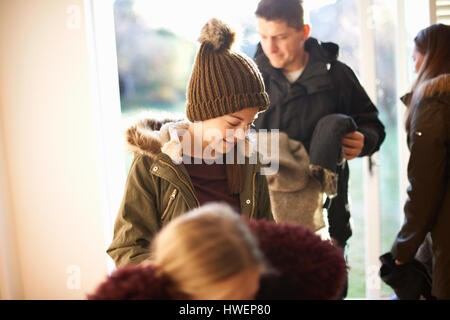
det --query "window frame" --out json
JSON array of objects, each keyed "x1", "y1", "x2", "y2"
[{"x1": 84, "y1": 0, "x2": 126, "y2": 274}]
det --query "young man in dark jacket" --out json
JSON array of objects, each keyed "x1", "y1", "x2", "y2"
[{"x1": 252, "y1": 0, "x2": 386, "y2": 297}]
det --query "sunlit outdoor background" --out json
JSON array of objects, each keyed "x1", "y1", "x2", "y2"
[
  {"x1": 2, "y1": 0, "x2": 448, "y2": 300},
  {"x1": 112, "y1": 0, "x2": 431, "y2": 298}
]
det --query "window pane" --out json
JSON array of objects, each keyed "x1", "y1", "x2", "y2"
[
  {"x1": 113, "y1": 0, "x2": 262, "y2": 172},
  {"x1": 113, "y1": 0, "x2": 196, "y2": 118},
  {"x1": 112, "y1": 0, "x2": 432, "y2": 299},
  {"x1": 371, "y1": 0, "x2": 399, "y2": 298},
  {"x1": 309, "y1": 0, "x2": 366, "y2": 299}
]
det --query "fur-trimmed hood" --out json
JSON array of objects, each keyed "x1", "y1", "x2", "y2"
[
  {"x1": 125, "y1": 118, "x2": 189, "y2": 165},
  {"x1": 415, "y1": 73, "x2": 450, "y2": 100},
  {"x1": 401, "y1": 74, "x2": 450, "y2": 107}
]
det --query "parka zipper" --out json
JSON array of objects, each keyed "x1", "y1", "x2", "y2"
[
  {"x1": 250, "y1": 171, "x2": 257, "y2": 219},
  {"x1": 158, "y1": 160, "x2": 200, "y2": 207},
  {"x1": 161, "y1": 188, "x2": 177, "y2": 221}
]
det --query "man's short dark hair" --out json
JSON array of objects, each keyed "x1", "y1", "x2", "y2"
[{"x1": 255, "y1": 0, "x2": 304, "y2": 30}]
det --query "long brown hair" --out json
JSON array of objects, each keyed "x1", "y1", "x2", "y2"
[{"x1": 405, "y1": 23, "x2": 450, "y2": 132}]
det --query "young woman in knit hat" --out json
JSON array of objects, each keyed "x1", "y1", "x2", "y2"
[{"x1": 107, "y1": 18, "x2": 274, "y2": 268}]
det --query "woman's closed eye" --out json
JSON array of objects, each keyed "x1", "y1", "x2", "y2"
[
  {"x1": 226, "y1": 120, "x2": 253, "y2": 129},
  {"x1": 226, "y1": 121, "x2": 240, "y2": 127}
]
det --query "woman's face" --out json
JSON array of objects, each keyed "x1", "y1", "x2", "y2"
[
  {"x1": 189, "y1": 107, "x2": 259, "y2": 157},
  {"x1": 412, "y1": 45, "x2": 425, "y2": 73},
  {"x1": 193, "y1": 268, "x2": 262, "y2": 300}
]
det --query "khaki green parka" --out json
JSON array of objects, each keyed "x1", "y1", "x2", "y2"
[{"x1": 107, "y1": 118, "x2": 274, "y2": 267}]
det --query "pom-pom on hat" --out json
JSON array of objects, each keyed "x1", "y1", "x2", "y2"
[{"x1": 186, "y1": 18, "x2": 269, "y2": 122}]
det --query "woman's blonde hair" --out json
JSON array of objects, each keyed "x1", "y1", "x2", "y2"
[{"x1": 150, "y1": 203, "x2": 269, "y2": 299}]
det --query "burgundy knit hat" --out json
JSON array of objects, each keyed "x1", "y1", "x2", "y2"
[
  {"x1": 247, "y1": 219, "x2": 348, "y2": 300},
  {"x1": 87, "y1": 264, "x2": 172, "y2": 300}
]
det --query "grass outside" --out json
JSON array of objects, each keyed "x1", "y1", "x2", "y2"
[{"x1": 346, "y1": 123, "x2": 401, "y2": 299}]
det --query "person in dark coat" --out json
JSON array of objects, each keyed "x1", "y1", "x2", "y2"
[
  {"x1": 252, "y1": 0, "x2": 385, "y2": 297},
  {"x1": 390, "y1": 23, "x2": 450, "y2": 300},
  {"x1": 88, "y1": 204, "x2": 347, "y2": 300}
]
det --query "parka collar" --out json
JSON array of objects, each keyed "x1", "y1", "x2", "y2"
[
  {"x1": 400, "y1": 92, "x2": 412, "y2": 107},
  {"x1": 126, "y1": 118, "x2": 189, "y2": 164},
  {"x1": 415, "y1": 73, "x2": 450, "y2": 101},
  {"x1": 400, "y1": 73, "x2": 450, "y2": 107}
]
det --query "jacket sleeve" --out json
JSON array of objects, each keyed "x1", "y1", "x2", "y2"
[
  {"x1": 107, "y1": 155, "x2": 160, "y2": 268},
  {"x1": 334, "y1": 62, "x2": 386, "y2": 157},
  {"x1": 391, "y1": 97, "x2": 448, "y2": 262}
]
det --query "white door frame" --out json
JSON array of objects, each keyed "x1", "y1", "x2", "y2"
[
  {"x1": 358, "y1": 0, "x2": 382, "y2": 300},
  {"x1": 84, "y1": 0, "x2": 126, "y2": 274}
]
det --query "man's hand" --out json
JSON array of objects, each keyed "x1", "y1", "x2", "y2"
[{"x1": 342, "y1": 131, "x2": 365, "y2": 160}]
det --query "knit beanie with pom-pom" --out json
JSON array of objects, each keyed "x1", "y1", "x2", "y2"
[{"x1": 185, "y1": 18, "x2": 269, "y2": 122}]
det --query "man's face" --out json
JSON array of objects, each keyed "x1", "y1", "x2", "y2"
[{"x1": 257, "y1": 18, "x2": 310, "y2": 72}]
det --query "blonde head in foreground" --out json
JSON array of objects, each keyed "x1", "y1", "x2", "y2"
[{"x1": 150, "y1": 203, "x2": 270, "y2": 300}]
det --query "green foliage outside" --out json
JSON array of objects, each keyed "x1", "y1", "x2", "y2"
[{"x1": 347, "y1": 122, "x2": 402, "y2": 299}]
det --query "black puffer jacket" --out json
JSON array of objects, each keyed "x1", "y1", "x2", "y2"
[
  {"x1": 253, "y1": 38, "x2": 385, "y2": 246},
  {"x1": 253, "y1": 37, "x2": 385, "y2": 155},
  {"x1": 391, "y1": 74, "x2": 450, "y2": 299}
]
